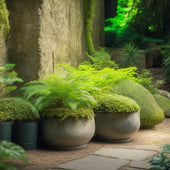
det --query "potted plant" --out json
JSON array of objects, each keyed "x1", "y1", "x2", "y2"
[
  {"x1": 0, "y1": 64, "x2": 23, "y2": 141},
  {"x1": 21, "y1": 73, "x2": 96, "y2": 150},
  {"x1": 0, "y1": 98, "x2": 40, "y2": 150},
  {"x1": 92, "y1": 93, "x2": 140, "y2": 142}
]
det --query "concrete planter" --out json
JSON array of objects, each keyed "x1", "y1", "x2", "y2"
[
  {"x1": 95, "y1": 111, "x2": 140, "y2": 142},
  {"x1": 40, "y1": 117, "x2": 95, "y2": 150}
]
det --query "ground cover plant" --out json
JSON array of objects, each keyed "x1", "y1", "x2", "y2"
[
  {"x1": 149, "y1": 144, "x2": 170, "y2": 170},
  {"x1": 0, "y1": 140, "x2": 28, "y2": 170}
]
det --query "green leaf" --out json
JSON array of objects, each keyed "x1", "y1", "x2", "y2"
[
  {"x1": 0, "y1": 141, "x2": 28, "y2": 164},
  {"x1": 0, "y1": 161, "x2": 17, "y2": 170},
  {"x1": 6, "y1": 86, "x2": 17, "y2": 93},
  {"x1": 162, "y1": 144, "x2": 170, "y2": 154}
]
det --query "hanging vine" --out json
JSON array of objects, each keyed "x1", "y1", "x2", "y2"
[{"x1": 83, "y1": 0, "x2": 96, "y2": 55}]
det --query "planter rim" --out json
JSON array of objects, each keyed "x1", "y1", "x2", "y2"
[{"x1": 94, "y1": 110, "x2": 140, "y2": 114}]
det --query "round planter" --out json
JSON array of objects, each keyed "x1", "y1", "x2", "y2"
[
  {"x1": 0, "y1": 121, "x2": 12, "y2": 141},
  {"x1": 95, "y1": 111, "x2": 140, "y2": 142},
  {"x1": 40, "y1": 117, "x2": 95, "y2": 150},
  {"x1": 12, "y1": 121, "x2": 38, "y2": 150}
]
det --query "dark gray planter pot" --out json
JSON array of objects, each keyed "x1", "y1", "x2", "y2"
[
  {"x1": 0, "y1": 121, "x2": 12, "y2": 141},
  {"x1": 12, "y1": 121, "x2": 38, "y2": 150},
  {"x1": 95, "y1": 111, "x2": 140, "y2": 142},
  {"x1": 40, "y1": 117, "x2": 95, "y2": 150}
]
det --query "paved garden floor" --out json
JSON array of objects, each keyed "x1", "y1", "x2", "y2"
[{"x1": 7, "y1": 118, "x2": 170, "y2": 170}]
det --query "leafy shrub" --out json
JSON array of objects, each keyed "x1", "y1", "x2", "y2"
[
  {"x1": 153, "y1": 94, "x2": 170, "y2": 118},
  {"x1": 0, "y1": 140, "x2": 28, "y2": 170},
  {"x1": 41, "y1": 107, "x2": 94, "y2": 121},
  {"x1": 0, "y1": 64, "x2": 23, "y2": 98},
  {"x1": 149, "y1": 144, "x2": 170, "y2": 170},
  {"x1": 111, "y1": 79, "x2": 164, "y2": 128},
  {"x1": 21, "y1": 73, "x2": 96, "y2": 111},
  {"x1": 85, "y1": 48, "x2": 118, "y2": 70},
  {"x1": 58, "y1": 63, "x2": 158, "y2": 94},
  {"x1": 120, "y1": 41, "x2": 143, "y2": 68},
  {"x1": 92, "y1": 93, "x2": 139, "y2": 113},
  {"x1": 134, "y1": 69, "x2": 164, "y2": 94},
  {"x1": 0, "y1": 98, "x2": 39, "y2": 121}
]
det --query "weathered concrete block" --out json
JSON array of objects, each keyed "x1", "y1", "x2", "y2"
[{"x1": 6, "y1": 0, "x2": 104, "y2": 81}]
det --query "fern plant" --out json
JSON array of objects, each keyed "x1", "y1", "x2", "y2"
[
  {"x1": 0, "y1": 140, "x2": 28, "y2": 170},
  {"x1": 21, "y1": 73, "x2": 96, "y2": 112},
  {"x1": 161, "y1": 56, "x2": 170, "y2": 83},
  {"x1": 120, "y1": 41, "x2": 143, "y2": 68}
]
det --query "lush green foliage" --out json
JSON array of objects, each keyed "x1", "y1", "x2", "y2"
[
  {"x1": 105, "y1": 0, "x2": 139, "y2": 33},
  {"x1": 41, "y1": 107, "x2": 94, "y2": 121},
  {"x1": 58, "y1": 63, "x2": 158, "y2": 94},
  {"x1": 92, "y1": 93, "x2": 139, "y2": 113},
  {"x1": 85, "y1": 48, "x2": 118, "y2": 69},
  {"x1": 83, "y1": 0, "x2": 95, "y2": 55},
  {"x1": 135, "y1": 69, "x2": 164, "y2": 94},
  {"x1": 149, "y1": 144, "x2": 170, "y2": 170},
  {"x1": 0, "y1": 98, "x2": 39, "y2": 121},
  {"x1": 0, "y1": 64, "x2": 23, "y2": 98},
  {"x1": 120, "y1": 41, "x2": 143, "y2": 68},
  {"x1": 154, "y1": 94, "x2": 170, "y2": 118},
  {"x1": 0, "y1": 140, "x2": 28, "y2": 170},
  {"x1": 111, "y1": 79, "x2": 164, "y2": 128},
  {"x1": 21, "y1": 73, "x2": 96, "y2": 111}
]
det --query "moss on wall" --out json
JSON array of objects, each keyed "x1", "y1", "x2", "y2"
[
  {"x1": 84, "y1": 0, "x2": 95, "y2": 55},
  {"x1": 0, "y1": 0, "x2": 9, "y2": 66}
]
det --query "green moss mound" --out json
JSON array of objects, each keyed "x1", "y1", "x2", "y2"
[
  {"x1": 0, "y1": 98, "x2": 39, "y2": 121},
  {"x1": 41, "y1": 107, "x2": 95, "y2": 121},
  {"x1": 92, "y1": 93, "x2": 140, "y2": 113},
  {"x1": 153, "y1": 94, "x2": 170, "y2": 118},
  {"x1": 111, "y1": 79, "x2": 164, "y2": 128}
]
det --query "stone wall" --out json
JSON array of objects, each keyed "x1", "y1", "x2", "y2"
[
  {"x1": 6, "y1": 0, "x2": 104, "y2": 81},
  {"x1": 6, "y1": 0, "x2": 41, "y2": 81}
]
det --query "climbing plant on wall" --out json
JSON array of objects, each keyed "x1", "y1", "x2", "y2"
[
  {"x1": 84, "y1": 0, "x2": 96, "y2": 55},
  {"x1": 0, "y1": 0, "x2": 9, "y2": 55}
]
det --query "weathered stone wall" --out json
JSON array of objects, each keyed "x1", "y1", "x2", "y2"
[
  {"x1": 38, "y1": 0, "x2": 86, "y2": 79},
  {"x1": 92, "y1": 0, "x2": 105, "y2": 50},
  {"x1": 6, "y1": 0, "x2": 104, "y2": 81},
  {"x1": 6, "y1": 0, "x2": 41, "y2": 82}
]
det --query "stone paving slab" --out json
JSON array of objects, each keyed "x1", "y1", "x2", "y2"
[
  {"x1": 130, "y1": 160, "x2": 151, "y2": 169},
  {"x1": 105, "y1": 145, "x2": 161, "y2": 152},
  {"x1": 94, "y1": 148, "x2": 157, "y2": 161},
  {"x1": 58, "y1": 155, "x2": 129, "y2": 170}
]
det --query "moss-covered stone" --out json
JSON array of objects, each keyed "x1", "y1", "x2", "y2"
[
  {"x1": 0, "y1": 98, "x2": 39, "y2": 121},
  {"x1": 112, "y1": 79, "x2": 164, "y2": 128},
  {"x1": 153, "y1": 94, "x2": 170, "y2": 118},
  {"x1": 41, "y1": 107, "x2": 94, "y2": 121},
  {"x1": 92, "y1": 93, "x2": 140, "y2": 113}
]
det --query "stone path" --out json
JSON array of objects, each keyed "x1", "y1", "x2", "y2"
[{"x1": 57, "y1": 145, "x2": 160, "y2": 170}]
